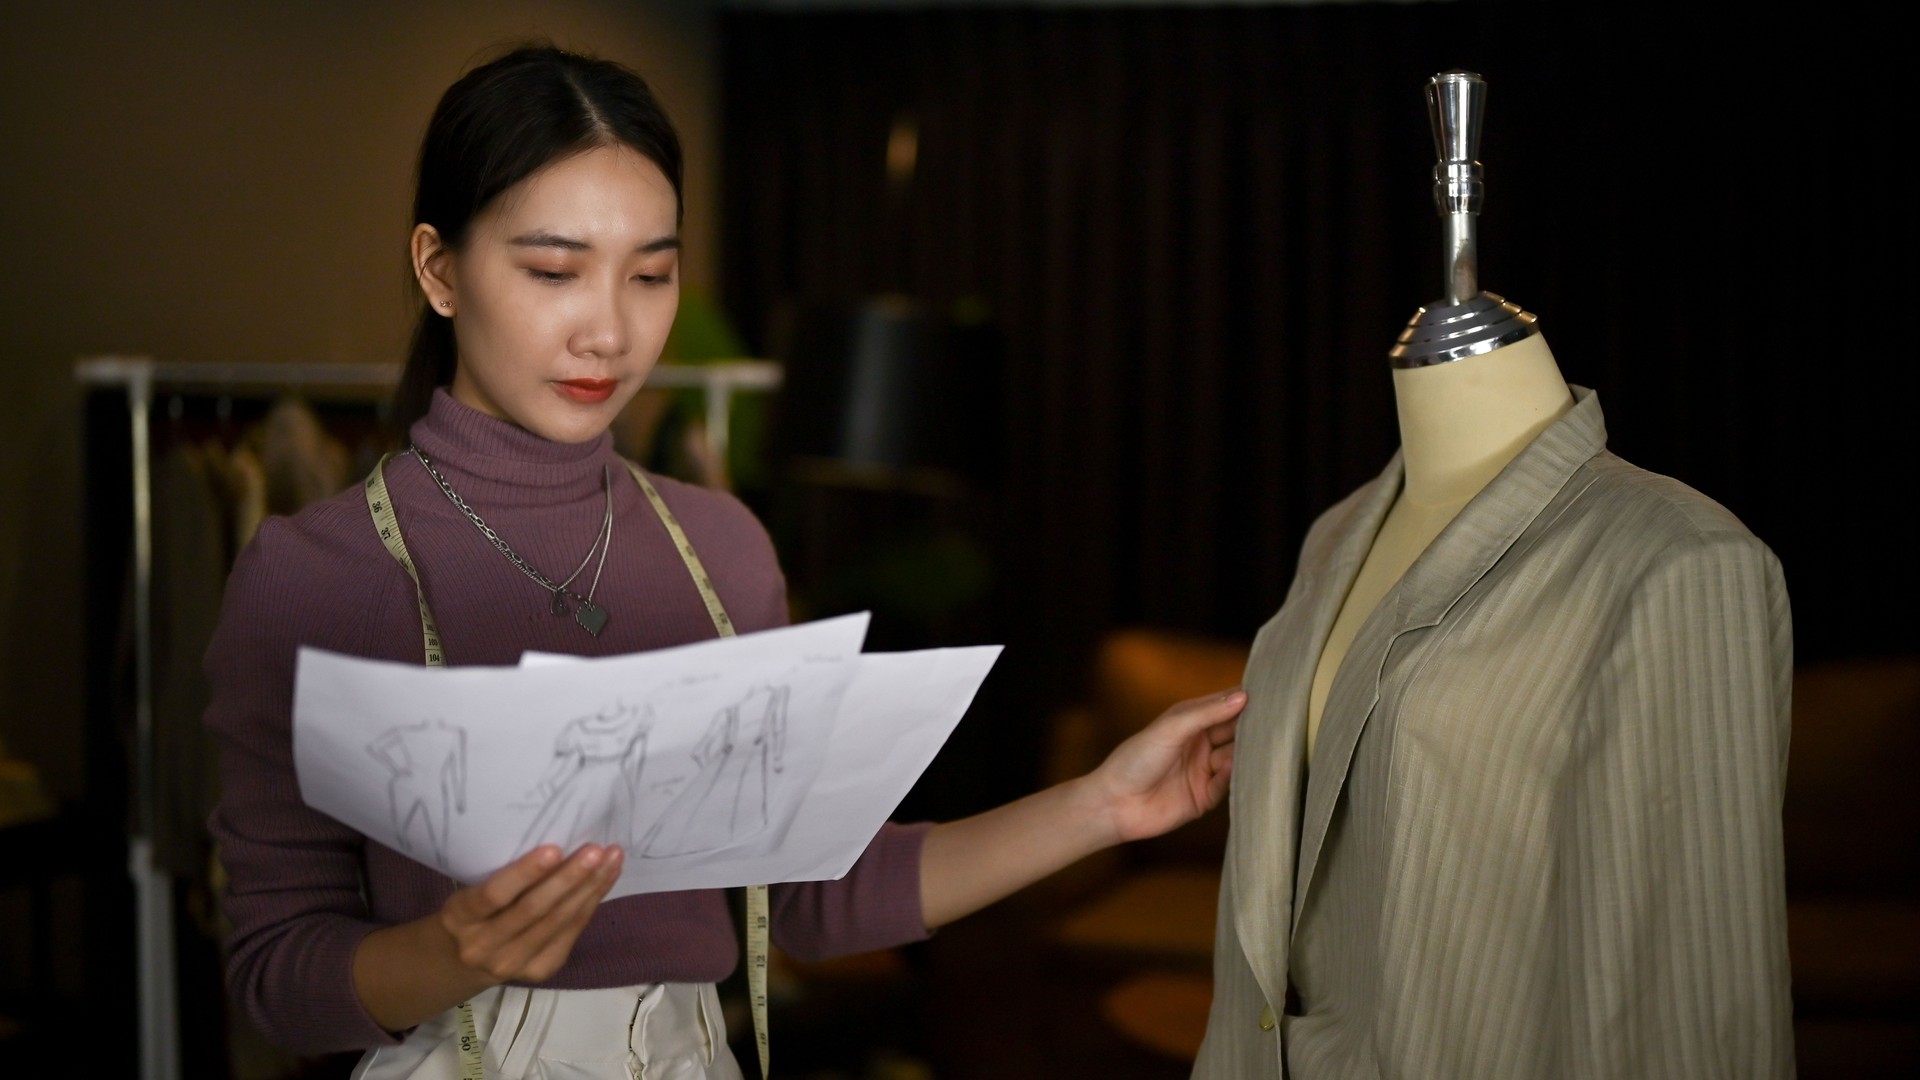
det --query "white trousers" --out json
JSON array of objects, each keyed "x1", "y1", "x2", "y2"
[{"x1": 351, "y1": 983, "x2": 745, "y2": 1080}]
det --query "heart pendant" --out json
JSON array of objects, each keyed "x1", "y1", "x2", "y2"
[{"x1": 575, "y1": 601, "x2": 609, "y2": 637}]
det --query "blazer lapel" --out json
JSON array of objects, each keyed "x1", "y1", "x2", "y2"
[
  {"x1": 1231, "y1": 456, "x2": 1402, "y2": 1001},
  {"x1": 1290, "y1": 386, "x2": 1612, "y2": 934}
]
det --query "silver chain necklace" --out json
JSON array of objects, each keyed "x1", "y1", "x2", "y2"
[{"x1": 410, "y1": 444, "x2": 614, "y2": 636}]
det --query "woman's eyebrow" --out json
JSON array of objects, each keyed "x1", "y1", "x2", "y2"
[
  {"x1": 510, "y1": 230, "x2": 590, "y2": 251},
  {"x1": 508, "y1": 231, "x2": 680, "y2": 254}
]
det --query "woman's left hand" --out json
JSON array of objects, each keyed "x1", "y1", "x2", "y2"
[
  {"x1": 918, "y1": 686, "x2": 1245, "y2": 928},
  {"x1": 1085, "y1": 688, "x2": 1245, "y2": 843}
]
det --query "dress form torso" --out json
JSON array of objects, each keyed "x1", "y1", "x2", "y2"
[
  {"x1": 1196, "y1": 66, "x2": 1794, "y2": 1076},
  {"x1": 1304, "y1": 333, "x2": 1572, "y2": 760}
]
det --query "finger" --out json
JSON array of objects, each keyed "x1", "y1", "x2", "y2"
[
  {"x1": 1199, "y1": 733, "x2": 1235, "y2": 775},
  {"x1": 1186, "y1": 686, "x2": 1247, "y2": 713},
  {"x1": 507, "y1": 844, "x2": 611, "y2": 923},
  {"x1": 1184, "y1": 719, "x2": 1235, "y2": 769},
  {"x1": 467, "y1": 845, "x2": 617, "y2": 979},
  {"x1": 525, "y1": 859, "x2": 623, "y2": 978},
  {"x1": 524, "y1": 846, "x2": 622, "y2": 939},
  {"x1": 1205, "y1": 734, "x2": 1236, "y2": 768},
  {"x1": 1198, "y1": 737, "x2": 1233, "y2": 779},
  {"x1": 496, "y1": 848, "x2": 624, "y2": 979},
  {"x1": 1159, "y1": 689, "x2": 1247, "y2": 740},
  {"x1": 1205, "y1": 756, "x2": 1234, "y2": 804},
  {"x1": 450, "y1": 845, "x2": 565, "y2": 924},
  {"x1": 458, "y1": 844, "x2": 608, "y2": 956},
  {"x1": 1196, "y1": 727, "x2": 1234, "y2": 772}
]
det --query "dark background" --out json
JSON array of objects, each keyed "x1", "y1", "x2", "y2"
[
  {"x1": 717, "y1": 15, "x2": 1920, "y2": 1070},
  {"x1": 5, "y1": 2, "x2": 1914, "y2": 1077},
  {"x1": 723, "y1": 2, "x2": 1915, "y2": 741}
]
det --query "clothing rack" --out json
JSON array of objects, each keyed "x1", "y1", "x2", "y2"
[{"x1": 73, "y1": 356, "x2": 782, "y2": 1080}]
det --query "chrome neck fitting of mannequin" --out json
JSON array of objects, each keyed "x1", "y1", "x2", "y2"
[{"x1": 1389, "y1": 70, "x2": 1540, "y2": 369}]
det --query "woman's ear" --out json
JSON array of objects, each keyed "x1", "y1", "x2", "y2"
[{"x1": 412, "y1": 223, "x2": 456, "y2": 316}]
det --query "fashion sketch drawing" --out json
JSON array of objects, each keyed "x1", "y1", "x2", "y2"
[
  {"x1": 366, "y1": 719, "x2": 468, "y2": 871},
  {"x1": 642, "y1": 685, "x2": 790, "y2": 858},
  {"x1": 519, "y1": 700, "x2": 652, "y2": 850}
]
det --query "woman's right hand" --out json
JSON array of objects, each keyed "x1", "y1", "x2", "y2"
[
  {"x1": 353, "y1": 843, "x2": 624, "y2": 1033},
  {"x1": 440, "y1": 843, "x2": 625, "y2": 984}
]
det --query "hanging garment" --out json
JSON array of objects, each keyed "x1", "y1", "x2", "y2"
[
  {"x1": 150, "y1": 444, "x2": 230, "y2": 877},
  {"x1": 1193, "y1": 387, "x2": 1794, "y2": 1080},
  {"x1": 251, "y1": 395, "x2": 351, "y2": 515}
]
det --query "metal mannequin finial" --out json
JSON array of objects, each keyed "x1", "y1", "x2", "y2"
[
  {"x1": 1431, "y1": 70, "x2": 1485, "y2": 305},
  {"x1": 1389, "y1": 70, "x2": 1539, "y2": 369}
]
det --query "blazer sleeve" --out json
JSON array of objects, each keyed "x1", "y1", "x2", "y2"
[{"x1": 1563, "y1": 529, "x2": 1795, "y2": 1079}]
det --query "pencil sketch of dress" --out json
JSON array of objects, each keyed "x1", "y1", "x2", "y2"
[
  {"x1": 642, "y1": 685, "x2": 789, "y2": 858},
  {"x1": 519, "y1": 701, "x2": 651, "y2": 850},
  {"x1": 366, "y1": 719, "x2": 467, "y2": 871}
]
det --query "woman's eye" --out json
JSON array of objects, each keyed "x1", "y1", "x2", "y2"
[
  {"x1": 633, "y1": 273, "x2": 673, "y2": 286},
  {"x1": 526, "y1": 268, "x2": 573, "y2": 284}
]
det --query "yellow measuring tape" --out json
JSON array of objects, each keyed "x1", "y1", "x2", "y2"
[
  {"x1": 365, "y1": 453, "x2": 773, "y2": 1080},
  {"x1": 364, "y1": 459, "x2": 445, "y2": 667}
]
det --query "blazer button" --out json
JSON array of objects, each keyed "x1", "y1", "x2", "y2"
[{"x1": 1258, "y1": 1003, "x2": 1276, "y2": 1031}]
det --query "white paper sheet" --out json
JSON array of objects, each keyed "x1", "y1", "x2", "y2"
[{"x1": 291, "y1": 614, "x2": 999, "y2": 898}]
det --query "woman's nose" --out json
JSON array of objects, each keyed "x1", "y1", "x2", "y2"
[{"x1": 568, "y1": 285, "x2": 631, "y2": 360}]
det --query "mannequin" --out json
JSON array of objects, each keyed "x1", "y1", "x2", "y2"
[
  {"x1": 1307, "y1": 72, "x2": 1572, "y2": 757},
  {"x1": 1193, "y1": 71, "x2": 1793, "y2": 1080},
  {"x1": 1305, "y1": 333, "x2": 1570, "y2": 757}
]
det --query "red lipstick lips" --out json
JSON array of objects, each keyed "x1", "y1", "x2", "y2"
[{"x1": 554, "y1": 377, "x2": 617, "y2": 404}]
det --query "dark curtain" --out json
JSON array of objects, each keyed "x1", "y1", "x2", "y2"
[{"x1": 720, "y1": 2, "x2": 1917, "y2": 729}]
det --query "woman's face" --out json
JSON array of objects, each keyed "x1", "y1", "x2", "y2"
[{"x1": 415, "y1": 144, "x2": 680, "y2": 444}]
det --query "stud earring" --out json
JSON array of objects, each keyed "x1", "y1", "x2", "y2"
[{"x1": 439, "y1": 301, "x2": 451, "y2": 309}]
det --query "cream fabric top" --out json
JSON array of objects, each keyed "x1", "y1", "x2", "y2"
[{"x1": 1193, "y1": 387, "x2": 1794, "y2": 1079}]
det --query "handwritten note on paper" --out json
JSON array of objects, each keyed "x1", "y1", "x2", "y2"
[{"x1": 292, "y1": 614, "x2": 1000, "y2": 897}]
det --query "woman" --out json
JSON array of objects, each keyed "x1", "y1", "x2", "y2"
[{"x1": 206, "y1": 44, "x2": 1243, "y2": 1079}]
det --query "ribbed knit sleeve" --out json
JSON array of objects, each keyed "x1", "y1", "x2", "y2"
[
  {"x1": 770, "y1": 821, "x2": 934, "y2": 961},
  {"x1": 205, "y1": 508, "x2": 412, "y2": 1054}
]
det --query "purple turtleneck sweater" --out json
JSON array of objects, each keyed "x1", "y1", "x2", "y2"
[{"x1": 205, "y1": 390, "x2": 931, "y2": 1055}]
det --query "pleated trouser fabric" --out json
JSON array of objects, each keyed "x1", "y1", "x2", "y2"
[{"x1": 351, "y1": 983, "x2": 743, "y2": 1080}]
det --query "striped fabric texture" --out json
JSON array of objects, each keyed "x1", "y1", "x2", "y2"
[{"x1": 1193, "y1": 388, "x2": 1795, "y2": 1079}]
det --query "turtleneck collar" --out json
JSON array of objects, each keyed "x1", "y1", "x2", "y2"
[{"x1": 407, "y1": 387, "x2": 619, "y2": 508}]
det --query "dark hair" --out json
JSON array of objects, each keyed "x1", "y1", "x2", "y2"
[{"x1": 390, "y1": 44, "x2": 684, "y2": 433}]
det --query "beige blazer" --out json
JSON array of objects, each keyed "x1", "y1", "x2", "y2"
[{"x1": 1193, "y1": 388, "x2": 1794, "y2": 1079}]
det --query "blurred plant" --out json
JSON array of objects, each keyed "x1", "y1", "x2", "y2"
[
  {"x1": 625, "y1": 288, "x2": 772, "y2": 491},
  {"x1": 798, "y1": 528, "x2": 992, "y2": 632}
]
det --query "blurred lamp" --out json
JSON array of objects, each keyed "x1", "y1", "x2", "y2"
[{"x1": 771, "y1": 296, "x2": 1001, "y2": 496}]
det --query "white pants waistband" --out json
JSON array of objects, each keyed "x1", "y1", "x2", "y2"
[{"x1": 351, "y1": 982, "x2": 744, "y2": 1080}]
